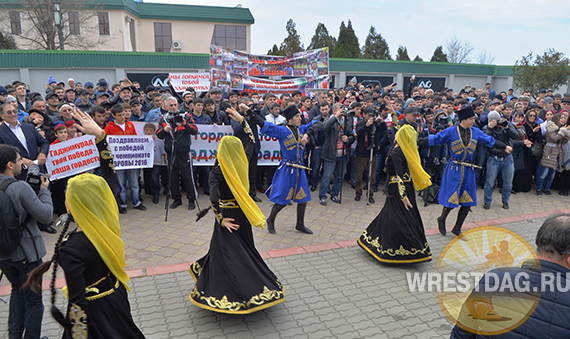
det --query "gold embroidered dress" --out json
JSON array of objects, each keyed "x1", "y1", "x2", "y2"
[
  {"x1": 189, "y1": 136, "x2": 284, "y2": 314},
  {"x1": 358, "y1": 146, "x2": 432, "y2": 264}
]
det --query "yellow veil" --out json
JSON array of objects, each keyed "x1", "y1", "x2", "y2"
[
  {"x1": 217, "y1": 136, "x2": 266, "y2": 228},
  {"x1": 395, "y1": 125, "x2": 432, "y2": 191},
  {"x1": 66, "y1": 173, "x2": 130, "y2": 290}
]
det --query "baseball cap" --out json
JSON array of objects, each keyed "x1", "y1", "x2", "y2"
[
  {"x1": 129, "y1": 98, "x2": 141, "y2": 106},
  {"x1": 45, "y1": 92, "x2": 59, "y2": 100},
  {"x1": 210, "y1": 87, "x2": 223, "y2": 94},
  {"x1": 98, "y1": 80, "x2": 108, "y2": 88},
  {"x1": 77, "y1": 89, "x2": 88, "y2": 96},
  {"x1": 489, "y1": 100, "x2": 501, "y2": 106},
  {"x1": 6, "y1": 95, "x2": 17, "y2": 103},
  {"x1": 84, "y1": 82, "x2": 94, "y2": 88},
  {"x1": 96, "y1": 92, "x2": 110, "y2": 99},
  {"x1": 0, "y1": 86, "x2": 7, "y2": 96}
]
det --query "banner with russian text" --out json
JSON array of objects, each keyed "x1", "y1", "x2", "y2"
[
  {"x1": 46, "y1": 135, "x2": 100, "y2": 181},
  {"x1": 189, "y1": 125, "x2": 282, "y2": 166},
  {"x1": 168, "y1": 73, "x2": 211, "y2": 92},
  {"x1": 107, "y1": 135, "x2": 154, "y2": 170}
]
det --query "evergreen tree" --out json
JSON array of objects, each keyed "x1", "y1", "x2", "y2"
[
  {"x1": 267, "y1": 44, "x2": 281, "y2": 56},
  {"x1": 0, "y1": 32, "x2": 17, "y2": 49},
  {"x1": 279, "y1": 19, "x2": 304, "y2": 56},
  {"x1": 395, "y1": 45, "x2": 410, "y2": 61},
  {"x1": 332, "y1": 20, "x2": 361, "y2": 58},
  {"x1": 430, "y1": 45, "x2": 448, "y2": 62},
  {"x1": 361, "y1": 26, "x2": 391, "y2": 60},
  {"x1": 308, "y1": 22, "x2": 336, "y2": 55},
  {"x1": 413, "y1": 55, "x2": 423, "y2": 62}
]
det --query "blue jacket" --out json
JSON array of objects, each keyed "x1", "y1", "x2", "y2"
[
  {"x1": 144, "y1": 107, "x2": 162, "y2": 122},
  {"x1": 451, "y1": 259, "x2": 570, "y2": 339}
]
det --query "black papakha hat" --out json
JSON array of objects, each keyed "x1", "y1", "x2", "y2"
[
  {"x1": 457, "y1": 105, "x2": 475, "y2": 121},
  {"x1": 283, "y1": 105, "x2": 300, "y2": 120}
]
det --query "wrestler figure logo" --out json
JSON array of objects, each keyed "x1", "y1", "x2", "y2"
[{"x1": 436, "y1": 226, "x2": 540, "y2": 335}]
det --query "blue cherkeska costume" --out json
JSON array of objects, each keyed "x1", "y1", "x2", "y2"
[
  {"x1": 428, "y1": 106, "x2": 497, "y2": 236},
  {"x1": 256, "y1": 105, "x2": 323, "y2": 234}
]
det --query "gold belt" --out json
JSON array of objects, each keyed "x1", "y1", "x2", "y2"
[
  {"x1": 85, "y1": 273, "x2": 120, "y2": 301},
  {"x1": 389, "y1": 174, "x2": 411, "y2": 183},
  {"x1": 220, "y1": 199, "x2": 239, "y2": 209}
]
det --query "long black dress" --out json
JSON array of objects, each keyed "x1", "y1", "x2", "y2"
[
  {"x1": 358, "y1": 147, "x2": 431, "y2": 264},
  {"x1": 189, "y1": 163, "x2": 285, "y2": 314},
  {"x1": 59, "y1": 232, "x2": 146, "y2": 339}
]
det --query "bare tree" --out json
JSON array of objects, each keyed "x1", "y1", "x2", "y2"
[
  {"x1": 476, "y1": 49, "x2": 496, "y2": 64},
  {"x1": 2, "y1": 0, "x2": 107, "y2": 50},
  {"x1": 444, "y1": 36, "x2": 474, "y2": 63}
]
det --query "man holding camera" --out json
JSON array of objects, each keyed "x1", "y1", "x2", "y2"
[
  {"x1": 483, "y1": 110, "x2": 519, "y2": 210},
  {"x1": 156, "y1": 97, "x2": 199, "y2": 210},
  {"x1": 354, "y1": 107, "x2": 382, "y2": 203},
  {"x1": 0, "y1": 144, "x2": 53, "y2": 339}
]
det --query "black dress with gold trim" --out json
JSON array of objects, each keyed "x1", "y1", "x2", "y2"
[
  {"x1": 59, "y1": 232, "x2": 146, "y2": 339},
  {"x1": 358, "y1": 147, "x2": 431, "y2": 264},
  {"x1": 188, "y1": 164, "x2": 284, "y2": 314}
]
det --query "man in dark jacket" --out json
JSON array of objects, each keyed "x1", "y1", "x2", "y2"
[
  {"x1": 156, "y1": 97, "x2": 199, "y2": 210},
  {"x1": 309, "y1": 101, "x2": 332, "y2": 190},
  {"x1": 451, "y1": 214, "x2": 570, "y2": 338},
  {"x1": 0, "y1": 144, "x2": 53, "y2": 339},
  {"x1": 483, "y1": 111, "x2": 519, "y2": 210},
  {"x1": 354, "y1": 107, "x2": 381, "y2": 203},
  {"x1": 318, "y1": 103, "x2": 354, "y2": 205}
]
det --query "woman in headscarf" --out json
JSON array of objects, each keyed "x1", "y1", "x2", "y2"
[
  {"x1": 512, "y1": 111, "x2": 534, "y2": 192},
  {"x1": 358, "y1": 124, "x2": 433, "y2": 264},
  {"x1": 188, "y1": 130, "x2": 284, "y2": 313},
  {"x1": 25, "y1": 110, "x2": 145, "y2": 339},
  {"x1": 537, "y1": 112, "x2": 570, "y2": 195}
]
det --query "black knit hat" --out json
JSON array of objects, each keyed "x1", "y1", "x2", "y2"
[
  {"x1": 283, "y1": 105, "x2": 300, "y2": 121},
  {"x1": 457, "y1": 105, "x2": 475, "y2": 121}
]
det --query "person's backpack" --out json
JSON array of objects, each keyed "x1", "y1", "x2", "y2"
[
  {"x1": 420, "y1": 183, "x2": 440, "y2": 207},
  {"x1": 0, "y1": 178, "x2": 24, "y2": 256}
]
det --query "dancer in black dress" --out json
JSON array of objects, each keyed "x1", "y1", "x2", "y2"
[
  {"x1": 358, "y1": 124, "x2": 433, "y2": 264},
  {"x1": 189, "y1": 124, "x2": 284, "y2": 314},
  {"x1": 25, "y1": 109, "x2": 145, "y2": 338}
]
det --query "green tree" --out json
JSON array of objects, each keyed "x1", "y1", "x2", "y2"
[
  {"x1": 395, "y1": 45, "x2": 410, "y2": 61},
  {"x1": 0, "y1": 32, "x2": 17, "y2": 49},
  {"x1": 430, "y1": 46, "x2": 448, "y2": 62},
  {"x1": 267, "y1": 44, "x2": 281, "y2": 56},
  {"x1": 279, "y1": 19, "x2": 304, "y2": 56},
  {"x1": 413, "y1": 55, "x2": 423, "y2": 62},
  {"x1": 361, "y1": 26, "x2": 391, "y2": 60},
  {"x1": 513, "y1": 49, "x2": 570, "y2": 99},
  {"x1": 307, "y1": 22, "x2": 336, "y2": 55},
  {"x1": 332, "y1": 20, "x2": 361, "y2": 58}
]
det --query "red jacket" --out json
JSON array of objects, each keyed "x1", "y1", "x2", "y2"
[{"x1": 104, "y1": 120, "x2": 137, "y2": 136}]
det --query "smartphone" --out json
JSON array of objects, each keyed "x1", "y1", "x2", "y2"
[{"x1": 392, "y1": 83, "x2": 397, "y2": 87}]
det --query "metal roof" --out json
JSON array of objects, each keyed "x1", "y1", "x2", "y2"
[
  {"x1": 0, "y1": 0, "x2": 255, "y2": 24},
  {"x1": 0, "y1": 50, "x2": 514, "y2": 75}
]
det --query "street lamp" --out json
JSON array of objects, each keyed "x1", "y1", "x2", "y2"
[{"x1": 53, "y1": 0, "x2": 65, "y2": 50}]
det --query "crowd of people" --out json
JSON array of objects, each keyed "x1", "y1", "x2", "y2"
[
  {"x1": 1, "y1": 73, "x2": 570, "y2": 338},
  {"x1": 2, "y1": 76, "x2": 570, "y2": 233}
]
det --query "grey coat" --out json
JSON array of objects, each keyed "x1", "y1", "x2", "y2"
[
  {"x1": 0, "y1": 175, "x2": 53, "y2": 263},
  {"x1": 540, "y1": 121, "x2": 570, "y2": 171}
]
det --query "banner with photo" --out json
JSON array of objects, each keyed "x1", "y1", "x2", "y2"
[{"x1": 210, "y1": 44, "x2": 329, "y2": 97}]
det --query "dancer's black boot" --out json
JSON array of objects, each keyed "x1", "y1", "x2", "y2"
[
  {"x1": 266, "y1": 204, "x2": 286, "y2": 234},
  {"x1": 295, "y1": 202, "x2": 313, "y2": 234},
  {"x1": 438, "y1": 207, "x2": 453, "y2": 236},
  {"x1": 452, "y1": 206, "x2": 470, "y2": 236}
]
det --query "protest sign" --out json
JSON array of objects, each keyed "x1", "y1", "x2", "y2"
[
  {"x1": 189, "y1": 125, "x2": 281, "y2": 166},
  {"x1": 107, "y1": 135, "x2": 154, "y2": 170},
  {"x1": 168, "y1": 73, "x2": 211, "y2": 92},
  {"x1": 132, "y1": 122, "x2": 167, "y2": 166},
  {"x1": 46, "y1": 135, "x2": 100, "y2": 181}
]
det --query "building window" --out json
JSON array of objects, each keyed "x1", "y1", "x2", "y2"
[
  {"x1": 211, "y1": 25, "x2": 246, "y2": 50},
  {"x1": 9, "y1": 11, "x2": 21, "y2": 35},
  {"x1": 68, "y1": 11, "x2": 80, "y2": 35},
  {"x1": 154, "y1": 22, "x2": 172, "y2": 53},
  {"x1": 98, "y1": 12, "x2": 110, "y2": 36}
]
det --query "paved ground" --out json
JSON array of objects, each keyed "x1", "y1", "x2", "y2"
[
  {"x1": 10, "y1": 183, "x2": 570, "y2": 275},
  {"x1": 0, "y1": 216, "x2": 546, "y2": 339}
]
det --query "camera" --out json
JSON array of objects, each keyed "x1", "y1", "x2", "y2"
[
  {"x1": 26, "y1": 164, "x2": 46, "y2": 194},
  {"x1": 500, "y1": 120, "x2": 509, "y2": 127},
  {"x1": 166, "y1": 110, "x2": 186, "y2": 125}
]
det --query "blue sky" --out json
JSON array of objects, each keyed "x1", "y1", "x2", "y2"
[{"x1": 150, "y1": 0, "x2": 570, "y2": 65}]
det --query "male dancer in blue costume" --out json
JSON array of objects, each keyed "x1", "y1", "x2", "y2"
[
  {"x1": 427, "y1": 106, "x2": 512, "y2": 236},
  {"x1": 243, "y1": 105, "x2": 322, "y2": 234}
]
